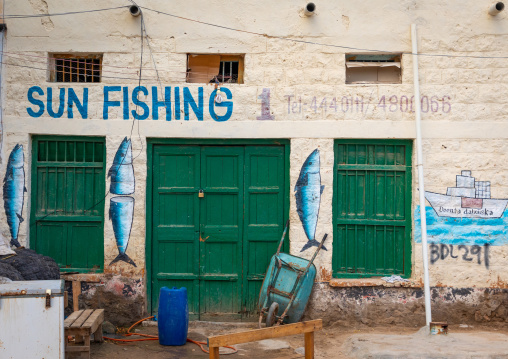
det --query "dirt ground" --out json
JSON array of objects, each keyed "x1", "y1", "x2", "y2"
[{"x1": 90, "y1": 321, "x2": 508, "y2": 359}]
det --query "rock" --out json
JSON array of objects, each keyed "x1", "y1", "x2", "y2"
[
  {"x1": 102, "y1": 321, "x2": 116, "y2": 334},
  {"x1": 295, "y1": 347, "x2": 305, "y2": 355}
]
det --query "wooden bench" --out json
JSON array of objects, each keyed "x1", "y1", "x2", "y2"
[
  {"x1": 64, "y1": 309, "x2": 104, "y2": 359},
  {"x1": 207, "y1": 319, "x2": 322, "y2": 359}
]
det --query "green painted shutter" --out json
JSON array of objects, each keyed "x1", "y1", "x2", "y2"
[
  {"x1": 332, "y1": 141, "x2": 412, "y2": 278},
  {"x1": 243, "y1": 146, "x2": 286, "y2": 317},
  {"x1": 199, "y1": 147, "x2": 243, "y2": 320},
  {"x1": 152, "y1": 145, "x2": 201, "y2": 318},
  {"x1": 31, "y1": 136, "x2": 105, "y2": 272}
]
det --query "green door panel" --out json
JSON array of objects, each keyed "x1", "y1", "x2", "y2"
[
  {"x1": 199, "y1": 147, "x2": 243, "y2": 320},
  {"x1": 31, "y1": 137, "x2": 106, "y2": 272},
  {"x1": 149, "y1": 142, "x2": 288, "y2": 321},
  {"x1": 152, "y1": 145, "x2": 200, "y2": 318},
  {"x1": 243, "y1": 146, "x2": 286, "y2": 318},
  {"x1": 333, "y1": 141, "x2": 412, "y2": 278}
]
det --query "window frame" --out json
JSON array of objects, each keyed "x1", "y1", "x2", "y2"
[
  {"x1": 48, "y1": 53, "x2": 103, "y2": 83},
  {"x1": 186, "y1": 54, "x2": 244, "y2": 84},
  {"x1": 332, "y1": 139, "x2": 413, "y2": 279},
  {"x1": 345, "y1": 53, "x2": 402, "y2": 85}
]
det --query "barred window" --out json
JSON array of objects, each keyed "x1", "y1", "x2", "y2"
[
  {"x1": 186, "y1": 54, "x2": 244, "y2": 84},
  {"x1": 49, "y1": 54, "x2": 102, "y2": 83}
]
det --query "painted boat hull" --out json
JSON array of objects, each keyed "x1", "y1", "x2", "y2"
[{"x1": 425, "y1": 191, "x2": 508, "y2": 219}]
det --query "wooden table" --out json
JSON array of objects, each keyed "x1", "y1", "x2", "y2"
[{"x1": 64, "y1": 309, "x2": 104, "y2": 359}]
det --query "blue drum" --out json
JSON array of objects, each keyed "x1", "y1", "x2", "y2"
[{"x1": 158, "y1": 287, "x2": 189, "y2": 346}]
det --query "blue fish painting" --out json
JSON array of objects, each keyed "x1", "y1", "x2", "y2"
[
  {"x1": 3, "y1": 144, "x2": 26, "y2": 248},
  {"x1": 295, "y1": 149, "x2": 327, "y2": 252},
  {"x1": 108, "y1": 137, "x2": 135, "y2": 195},
  {"x1": 109, "y1": 196, "x2": 136, "y2": 267}
]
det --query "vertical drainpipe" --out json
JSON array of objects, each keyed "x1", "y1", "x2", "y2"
[
  {"x1": 411, "y1": 24, "x2": 432, "y2": 327},
  {"x1": 0, "y1": 23, "x2": 5, "y2": 163}
]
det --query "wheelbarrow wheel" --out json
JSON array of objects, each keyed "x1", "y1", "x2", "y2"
[{"x1": 266, "y1": 302, "x2": 279, "y2": 327}]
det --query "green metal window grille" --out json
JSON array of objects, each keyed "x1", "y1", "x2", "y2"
[{"x1": 332, "y1": 140, "x2": 412, "y2": 278}]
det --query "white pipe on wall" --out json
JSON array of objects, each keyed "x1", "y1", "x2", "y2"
[
  {"x1": 488, "y1": 2, "x2": 505, "y2": 15},
  {"x1": 411, "y1": 24, "x2": 432, "y2": 327}
]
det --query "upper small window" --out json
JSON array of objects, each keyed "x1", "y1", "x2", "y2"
[
  {"x1": 49, "y1": 54, "x2": 102, "y2": 83},
  {"x1": 345, "y1": 54, "x2": 401, "y2": 84},
  {"x1": 187, "y1": 54, "x2": 244, "y2": 84}
]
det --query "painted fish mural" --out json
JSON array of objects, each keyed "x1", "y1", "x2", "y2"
[
  {"x1": 3, "y1": 144, "x2": 26, "y2": 248},
  {"x1": 295, "y1": 149, "x2": 327, "y2": 252},
  {"x1": 108, "y1": 137, "x2": 135, "y2": 195},
  {"x1": 109, "y1": 196, "x2": 136, "y2": 267}
]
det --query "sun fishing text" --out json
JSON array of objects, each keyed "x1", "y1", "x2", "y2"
[{"x1": 26, "y1": 86, "x2": 234, "y2": 122}]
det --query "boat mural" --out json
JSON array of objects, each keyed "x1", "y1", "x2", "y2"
[
  {"x1": 109, "y1": 137, "x2": 135, "y2": 195},
  {"x1": 425, "y1": 170, "x2": 508, "y2": 219},
  {"x1": 295, "y1": 149, "x2": 327, "y2": 252},
  {"x1": 3, "y1": 144, "x2": 26, "y2": 248},
  {"x1": 109, "y1": 196, "x2": 136, "y2": 267}
]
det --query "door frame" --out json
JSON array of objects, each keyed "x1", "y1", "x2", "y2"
[{"x1": 145, "y1": 138, "x2": 290, "y2": 315}]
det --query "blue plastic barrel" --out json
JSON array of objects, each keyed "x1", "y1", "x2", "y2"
[{"x1": 158, "y1": 287, "x2": 189, "y2": 346}]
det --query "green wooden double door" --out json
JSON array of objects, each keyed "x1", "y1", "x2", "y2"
[{"x1": 150, "y1": 143, "x2": 288, "y2": 321}]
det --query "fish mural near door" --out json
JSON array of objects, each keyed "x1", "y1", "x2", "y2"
[
  {"x1": 295, "y1": 149, "x2": 327, "y2": 252},
  {"x1": 3, "y1": 144, "x2": 26, "y2": 248},
  {"x1": 109, "y1": 137, "x2": 135, "y2": 195},
  {"x1": 109, "y1": 196, "x2": 136, "y2": 267}
]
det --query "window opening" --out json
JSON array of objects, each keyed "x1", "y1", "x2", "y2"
[
  {"x1": 49, "y1": 54, "x2": 102, "y2": 83},
  {"x1": 346, "y1": 54, "x2": 401, "y2": 84},
  {"x1": 187, "y1": 54, "x2": 244, "y2": 84}
]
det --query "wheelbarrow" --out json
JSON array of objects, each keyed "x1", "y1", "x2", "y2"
[{"x1": 258, "y1": 220, "x2": 327, "y2": 328}]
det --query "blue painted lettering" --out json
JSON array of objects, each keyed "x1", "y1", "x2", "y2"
[
  {"x1": 47, "y1": 87, "x2": 65, "y2": 118},
  {"x1": 152, "y1": 86, "x2": 171, "y2": 121},
  {"x1": 184, "y1": 87, "x2": 203, "y2": 121},
  {"x1": 131, "y1": 86, "x2": 149, "y2": 120},
  {"x1": 67, "y1": 88, "x2": 88, "y2": 119},
  {"x1": 26, "y1": 86, "x2": 44, "y2": 117},
  {"x1": 209, "y1": 88, "x2": 233, "y2": 122},
  {"x1": 103, "y1": 86, "x2": 121, "y2": 120}
]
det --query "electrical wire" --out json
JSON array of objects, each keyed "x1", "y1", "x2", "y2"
[
  {"x1": 2, "y1": 4, "x2": 508, "y2": 60},
  {"x1": 139, "y1": 6, "x2": 508, "y2": 60},
  {"x1": 101, "y1": 316, "x2": 238, "y2": 355},
  {"x1": 2, "y1": 6, "x2": 129, "y2": 19}
]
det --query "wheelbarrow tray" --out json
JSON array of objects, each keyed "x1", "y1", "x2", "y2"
[{"x1": 258, "y1": 252, "x2": 316, "y2": 324}]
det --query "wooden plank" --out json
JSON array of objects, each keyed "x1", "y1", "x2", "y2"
[
  {"x1": 82, "y1": 309, "x2": 104, "y2": 330},
  {"x1": 65, "y1": 346, "x2": 89, "y2": 352},
  {"x1": 94, "y1": 323, "x2": 104, "y2": 343},
  {"x1": 70, "y1": 309, "x2": 94, "y2": 328},
  {"x1": 305, "y1": 331, "x2": 314, "y2": 359},
  {"x1": 72, "y1": 281, "x2": 81, "y2": 312},
  {"x1": 209, "y1": 347, "x2": 220, "y2": 359},
  {"x1": 207, "y1": 319, "x2": 322, "y2": 347},
  {"x1": 64, "y1": 310, "x2": 83, "y2": 328}
]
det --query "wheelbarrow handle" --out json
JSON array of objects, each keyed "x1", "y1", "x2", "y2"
[
  {"x1": 276, "y1": 219, "x2": 290, "y2": 255},
  {"x1": 304, "y1": 233, "x2": 328, "y2": 271}
]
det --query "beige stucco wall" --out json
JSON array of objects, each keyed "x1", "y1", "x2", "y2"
[{"x1": 1, "y1": 0, "x2": 508, "y2": 289}]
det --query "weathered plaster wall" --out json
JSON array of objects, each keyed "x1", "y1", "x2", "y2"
[{"x1": 1, "y1": 0, "x2": 508, "y2": 324}]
